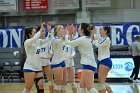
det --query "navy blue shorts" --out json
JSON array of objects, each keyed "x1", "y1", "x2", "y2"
[
  {"x1": 23, "y1": 69, "x2": 42, "y2": 73},
  {"x1": 51, "y1": 61, "x2": 66, "y2": 69},
  {"x1": 98, "y1": 58, "x2": 112, "y2": 69},
  {"x1": 82, "y1": 64, "x2": 97, "y2": 72}
]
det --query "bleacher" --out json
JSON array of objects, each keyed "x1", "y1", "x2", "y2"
[{"x1": 0, "y1": 48, "x2": 21, "y2": 82}]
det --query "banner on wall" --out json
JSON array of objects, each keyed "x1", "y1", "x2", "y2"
[
  {"x1": 23, "y1": 0, "x2": 48, "y2": 10},
  {"x1": 0, "y1": 23, "x2": 140, "y2": 48},
  {"x1": 94, "y1": 23, "x2": 140, "y2": 45},
  {"x1": 0, "y1": 26, "x2": 24, "y2": 48},
  {"x1": 0, "y1": 0, "x2": 18, "y2": 11},
  {"x1": 82, "y1": 0, "x2": 110, "y2": 8},
  {"x1": 107, "y1": 58, "x2": 140, "y2": 78},
  {"x1": 52, "y1": 0, "x2": 79, "y2": 9}
]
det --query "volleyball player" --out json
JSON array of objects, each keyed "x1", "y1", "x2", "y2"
[
  {"x1": 22, "y1": 22, "x2": 51, "y2": 93},
  {"x1": 63, "y1": 25, "x2": 78, "y2": 93},
  {"x1": 50, "y1": 25, "x2": 67, "y2": 93},
  {"x1": 93, "y1": 26, "x2": 113, "y2": 93},
  {"x1": 36, "y1": 22, "x2": 54, "y2": 93},
  {"x1": 64, "y1": 23, "x2": 98, "y2": 93}
]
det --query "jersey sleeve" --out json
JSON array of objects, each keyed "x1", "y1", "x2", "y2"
[
  {"x1": 65, "y1": 35, "x2": 83, "y2": 47},
  {"x1": 39, "y1": 32, "x2": 52, "y2": 45},
  {"x1": 24, "y1": 31, "x2": 41, "y2": 47},
  {"x1": 95, "y1": 37, "x2": 110, "y2": 48}
]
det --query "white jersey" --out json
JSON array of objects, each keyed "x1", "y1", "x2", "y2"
[
  {"x1": 23, "y1": 32, "x2": 51, "y2": 71},
  {"x1": 38, "y1": 41, "x2": 52, "y2": 66},
  {"x1": 94, "y1": 37, "x2": 111, "y2": 61},
  {"x1": 64, "y1": 45, "x2": 75, "y2": 67},
  {"x1": 51, "y1": 36, "x2": 65, "y2": 65},
  {"x1": 65, "y1": 36, "x2": 97, "y2": 67}
]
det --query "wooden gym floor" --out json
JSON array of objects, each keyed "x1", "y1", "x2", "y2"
[{"x1": 0, "y1": 82, "x2": 140, "y2": 93}]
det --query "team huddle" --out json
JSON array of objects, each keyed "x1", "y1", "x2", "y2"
[{"x1": 22, "y1": 22, "x2": 113, "y2": 93}]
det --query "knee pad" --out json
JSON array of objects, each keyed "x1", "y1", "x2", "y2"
[
  {"x1": 61, "y1": 85, "x2": 67, "y2": 90},
  {"x1": 89, "y1": 88, "x2": 98, "y2": 93},
  {"x1": 70, "y1": 83, "x2": 77, "y2": 88},
  {"x1": 34, "y1": 77, "x2": 44, "y2": 93},
  {"x1": 48, "y1": 80, "x2": 54, "y2": 86},
  {"x1": 105, "y1": 83, "x2": 109, "y2": 88},
  {"x1": 22, "y1": 88, "x2": 29, "y2": 93},
  {"x1": 98, "y1": 84, "x2": 106, "y2": 92},
  {"x1": 54, "y1": 85, "x2": 62, "y2": 91},
  {"x1": 80, "y1": 88, "x2": 86, "y2": 93}
]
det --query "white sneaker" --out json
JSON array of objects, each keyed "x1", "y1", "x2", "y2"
[{"x1": 133, "y1": 79, "x2": 140, "y2": 83}]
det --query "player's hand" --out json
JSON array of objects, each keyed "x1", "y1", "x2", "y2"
[
  {"x1": 72, "y1": 25, "x2": 77, "y2": 39},
  {"x1": 40, "y1": 22, "x2": 45, "y2": 33},
  {"x1": 47, "y1": 21, "x2": 51, "y2": 33}
]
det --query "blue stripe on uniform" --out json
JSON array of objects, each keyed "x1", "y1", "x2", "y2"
[{"x1": 99, "y1": 37, "x2": 107, "y2": 44}]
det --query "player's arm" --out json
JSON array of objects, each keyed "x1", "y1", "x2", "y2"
[
  {"x1": 40, "y1": 22, "x2": 52, "y2": 45},
  {"x1": 24, "y1": 22, "x2": 46, "y2": 47},
  {"x1": 95, "y1": 37, "x2": 110, "y2": 48},
  {"x1": 40, "y1": 32, "x2": 52, "y2": 45},
  {"x1": 24, "y1": 31, "x2": 41, "y2": 47},
  {"x1": 64, "y1": 35, "x2": 82, "y2": 47}
]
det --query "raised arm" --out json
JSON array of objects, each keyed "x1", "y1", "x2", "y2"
[
  {"x1": 24, "y1": 31, "x2": 41, "y2": 47},
  {"x1": 24, "y1": 22, "x2": 46, "y2": 47},
  {"x1": 39, "y1": 32, "x2": 52, "y2": 45},
  {"x1": 64, "y1": 35, "x2": 82, "y2": 47}
]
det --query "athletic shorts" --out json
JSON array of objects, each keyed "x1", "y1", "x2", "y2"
[
  {"x1": 23, "y1": 69, "x2": 42, "y2": 73},
  {"x1": 51, "y1": 61, "x2": 66, "y2": 69},
  {"x1": 82, "y1": 64, "x2": 97, "y2": 72},
  {"x1": 98, "y1": 57, "x2": 112, "y2": 69}
]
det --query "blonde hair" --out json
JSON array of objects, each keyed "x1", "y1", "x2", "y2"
[{"x1": 54, "y1": 25, "x2": 63, "y2": 36}]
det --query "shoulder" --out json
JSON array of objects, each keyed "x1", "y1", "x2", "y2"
[
  {"x1": 106, "y1": 37, "x2": 110, "y2": 40},
  {"x1": 24, "y1": 39, "x2": 30, "y2": 44}
]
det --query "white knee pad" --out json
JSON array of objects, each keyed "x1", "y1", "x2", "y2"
[
  {"x1": 22, "y1": 88, "x2": 29, "y2": 93},
  {"x1": 54, "y1": 85, "x2": 62, "y2": 91},
  {"x1": 70, "y1": 83, "x2": 77, "y2": 88},
  {"x1": 98, "y1": 84, "x2": 106, "y2": 92},
  {"x1": 105, "y1": 83, "x2": 109, "y2": 88},
  {"x1": 89, "y1": 88, "x2": 98, "y2": 93},
  {"x1": 48, "y1": 80, "x2": 54, "y2": 86},
  {"x1": 61, "y1": 85, "x2": 67, "y2": 90},
  {"x1": 80, "y1": 88, "x2": 86, "y2": 93}
]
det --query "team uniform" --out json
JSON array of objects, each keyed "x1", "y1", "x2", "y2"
[
  {"x1": 94, "y1": 36, "x2": 112, "y2": 69},
  {"x1": 50, "y1": 36, "x2": 66, "y2": 69},
  {"x1": 39, "y1": 41, "x2": 52, "y2": 66},
  {"x1": 65, "y1": 35, "x2": 97, "y2": 71},
  {"x1": 63, "y1": 45, "x2": 75, "y2": 67},
  {"x1": 23, "y1": 32, "x2": 51, "y2": 72}
]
